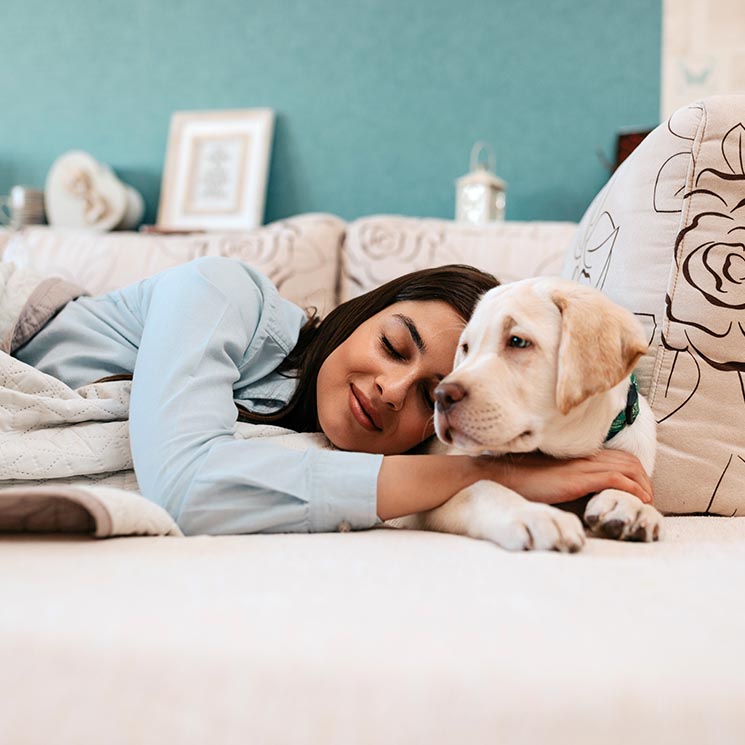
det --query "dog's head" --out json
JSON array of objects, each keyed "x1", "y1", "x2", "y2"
[{"x1": 433, "y1": 277, "x2": 648, "y2": 456}]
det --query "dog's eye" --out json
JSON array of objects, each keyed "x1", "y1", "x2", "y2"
[
  {"x1": 508, "y1": 336, "x2": 531, "y2": 349},
  {"x1": 460, "y1": 343, "x2": 469, "y2": 356}
]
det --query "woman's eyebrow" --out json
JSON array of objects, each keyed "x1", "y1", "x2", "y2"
[{"x1": 393, "y1": 313, "x2": 426, "y2": 353}]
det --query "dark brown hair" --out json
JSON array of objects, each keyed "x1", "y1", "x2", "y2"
[{"x1": 239, "y1": 264, "x2": 499, "y2": 431}]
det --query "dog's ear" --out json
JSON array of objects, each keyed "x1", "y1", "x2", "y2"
[{"x1": 552, "y1": 286, "x2": 647, "y2": 415}]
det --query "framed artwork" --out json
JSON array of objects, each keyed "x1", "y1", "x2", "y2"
[{"x1": 157, "y1": 108, "x2": 275, "y2": 231}]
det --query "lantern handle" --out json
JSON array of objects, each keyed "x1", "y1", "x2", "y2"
[{"x1": 470, "y1": 141, "x2": 496, "y2": 173}]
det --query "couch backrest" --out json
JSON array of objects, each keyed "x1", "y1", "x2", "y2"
[
  {"x1": 1, "y1": 215, "x2": 577, "y2": 316},
  {"x1": 0, "y1": 214, "x2": 345, "y2": 317}
]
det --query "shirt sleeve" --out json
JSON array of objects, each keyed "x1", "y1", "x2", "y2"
[{"x1": 128, "y1": 257, "x2": 384, "y2": 536}]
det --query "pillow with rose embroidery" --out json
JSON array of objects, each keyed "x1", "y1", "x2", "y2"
[{"x1": 563, "y1": 95, "x2": 745, "y2": 515}]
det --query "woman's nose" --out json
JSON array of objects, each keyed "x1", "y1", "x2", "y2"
[{"x1": 376, "y1": 373, "x2": 410, "y2": 411}]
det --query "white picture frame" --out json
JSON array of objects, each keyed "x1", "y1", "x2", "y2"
[{"x1": 157, "y1": 108, "x2": 275, "y2": 231}]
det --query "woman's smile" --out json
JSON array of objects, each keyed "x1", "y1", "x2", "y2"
[{"x1": 349, "y1": 384, "x2": 383, "y2": 431}]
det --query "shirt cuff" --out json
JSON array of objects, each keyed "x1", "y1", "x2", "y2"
[{"x1": 308, "y1": 448, "x2": 384, "y2": 532}]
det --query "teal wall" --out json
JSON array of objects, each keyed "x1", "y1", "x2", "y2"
[{"x1": 1, "y1": 0, "x2": 661, "y2": 226}]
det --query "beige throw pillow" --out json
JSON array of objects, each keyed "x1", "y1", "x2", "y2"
[
  {"x1": 340, "y1": 215, "x2": 576, "y2": 303},
  {"x1": 564, "y1": 95, "x2": 745, "y2": 515},
  {"x1": 2, "y1": 213, "x2": 345, "y2": 316}
]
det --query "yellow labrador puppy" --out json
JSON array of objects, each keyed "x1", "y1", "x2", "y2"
[{"x1": 392, "y1": 277, "x2": 662, "y2": 552}]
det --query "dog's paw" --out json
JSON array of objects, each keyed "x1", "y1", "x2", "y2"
[
  {"x1": 487, "y1": 503, "x2": 586, "y2": 553},
  {"x1": 584, "y1": 489, "x2": 663, "y2": 542}
]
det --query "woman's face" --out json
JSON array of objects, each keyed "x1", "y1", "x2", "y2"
[{"x1": 316, "y1": 300, "x2": 464, "y2": 454}]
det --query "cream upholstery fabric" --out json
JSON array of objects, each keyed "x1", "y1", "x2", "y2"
[
  {"x1": 1, "y1": 517, "x2": 744, "y2": 745},
  {"x1": 564, "y1": 95, "x2": 745, "y2": 516},
  {"x1": 2, "y1": 213, "x2": 345, "y2": 316},
  {"x1": 340, "y1": 215, "x2": 576, "y2": 302}
]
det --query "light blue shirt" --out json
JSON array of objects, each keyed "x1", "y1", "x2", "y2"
[{"x1": 15, "y1": 257, "x2": 384, "y2": 535}]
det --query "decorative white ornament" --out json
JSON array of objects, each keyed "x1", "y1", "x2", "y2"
[{"x1": 45, "y1": 151, "x2": 144, "y2": 231}]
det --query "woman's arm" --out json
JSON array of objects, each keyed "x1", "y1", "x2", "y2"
[
  {"x1": 129, "y1": 258, "x2": 385, "y2": 536},
  {"x1": 376, "y1": 449, "x2": 653, "y2": 521}
]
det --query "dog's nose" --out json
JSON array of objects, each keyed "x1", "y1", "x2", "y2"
[{"x1": 434, "y1": 382, "x2": 466, "y2": 411}]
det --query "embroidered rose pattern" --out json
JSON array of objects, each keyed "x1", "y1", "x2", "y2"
[{"x1": 665, "y1": 123, "x2": 745, "y2": 372}]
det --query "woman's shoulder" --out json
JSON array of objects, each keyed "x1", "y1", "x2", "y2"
[
  {"x1": 171, "y1": 255, "x2": 266, "y2": 284},
  {"x1": 151, "y1": 257, "x2": 305, "y2": 347},
  {"x1": 149, "y1": 256, "x2": 279, "y2": 304}
]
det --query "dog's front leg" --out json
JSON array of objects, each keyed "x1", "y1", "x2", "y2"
[
  {"x1": 391, "y1": 481, "x2": 586, "y2": 552},
  {"x1": 584, "y1": 489, "x2": 663, "y2": 542}
]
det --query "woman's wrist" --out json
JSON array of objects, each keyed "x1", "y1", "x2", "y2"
[{"x1": 376, "y1": 453, "x2": 509, "y2": 520}]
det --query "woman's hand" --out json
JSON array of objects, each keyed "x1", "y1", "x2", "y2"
[
  {"x1": 490, "y1": 450, "x2": 654, "y2": 505},
  {"x1": 377, "y1": 449, "x2": 653, "y2": 522}
]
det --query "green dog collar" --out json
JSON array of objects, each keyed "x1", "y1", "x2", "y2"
[{"x1": 605, "y1": 373, "x2": 639, "y2": 442}]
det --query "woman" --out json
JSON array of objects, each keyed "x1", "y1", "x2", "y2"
[{"x1": 14, "y1": 257, "x2": 653, "y2": 535}]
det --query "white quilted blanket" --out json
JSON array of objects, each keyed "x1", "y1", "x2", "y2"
[{"x1": 0, "y1": 351, "x2": 333, "y2": 538}]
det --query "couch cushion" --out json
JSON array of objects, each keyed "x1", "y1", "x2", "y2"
[
  {"x1": 564, "y1": 95, "x2": 745, "y2": 515},
  {"x1": 1, "y1": 213, "x2": 345, "y2": 316},
  {"x1": 2, "y1": 519, "x2": 745, "y2": 745},
  {"x1": 340, "y1": 215, "x2": 576, "y2": 302}
]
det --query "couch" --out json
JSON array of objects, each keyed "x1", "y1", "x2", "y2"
[{"x1": 1, "y1": 96, "x2": 744, "y2": 745}]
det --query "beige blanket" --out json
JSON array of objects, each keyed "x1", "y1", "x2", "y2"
[{"x1": 0, "y1": 350, "x2": 332, "y2": 538}]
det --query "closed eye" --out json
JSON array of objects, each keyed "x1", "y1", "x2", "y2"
[
  {"x1": 380, "y1": 334, "x2": 406, "y2": 361},
  {"x1": 508, "y1": 335, "x2": 531, "y2": 349}
]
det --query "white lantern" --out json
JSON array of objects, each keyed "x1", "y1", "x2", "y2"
[{"x1": 455, "y1": 141, "x2": 507, "y2": 224}]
